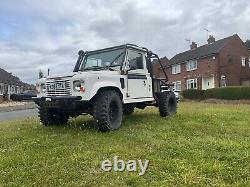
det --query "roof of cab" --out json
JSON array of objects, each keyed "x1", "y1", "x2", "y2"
[{"x1": 85, "y1": 44, "x2": 148, "y2": 54}]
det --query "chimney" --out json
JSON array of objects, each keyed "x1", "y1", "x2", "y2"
[
  {"x1": 190, "y1": 42, "x2": 197, "y2": 50},
  {"x1": 207, "y1": 35, "x2": 215, "y2": 44}
]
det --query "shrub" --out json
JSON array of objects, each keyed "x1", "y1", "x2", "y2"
[
  {"x1": 204, "y1": 87, "x2": 250, "y2": 100},
  {"x1": 181, "y1": 89, "x2": 205, "y2": 100},
  {"x1": 181, "y1": 87, "x2": 250, "y2": 100}
]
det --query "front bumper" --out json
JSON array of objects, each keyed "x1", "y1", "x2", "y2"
[{"x1": 32, "y1": 96, "x2": 83, "y2": 109}]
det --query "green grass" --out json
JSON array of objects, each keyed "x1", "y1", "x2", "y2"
[{"x1": 0, "y1": 102, "x2": 249, "y2": 186}]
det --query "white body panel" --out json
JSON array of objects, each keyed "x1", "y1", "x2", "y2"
[
  {"x1": 36, "y1": 70, "x2": 154, "y2": 104},
  {"x1": 36, "y1": 47, "x2": 155, "y2": 104}
]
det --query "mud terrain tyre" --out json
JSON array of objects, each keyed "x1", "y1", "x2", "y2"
[
  {"x1": 38, "y1": 107, "x2": 69, "y2": 126},
  {"x1": 123, "y1": 105, "x2": 135, "y2": 115},
  {"x1": 158, "y1": 91, "x2": 177, "y2": 117},
  {"x1": 93, "y1": 90, "x2": 123, "y2": 131}
]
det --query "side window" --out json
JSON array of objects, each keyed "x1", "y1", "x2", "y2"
[{"x1": 127, "y1": 50, "x2": 143, "y2": 70}]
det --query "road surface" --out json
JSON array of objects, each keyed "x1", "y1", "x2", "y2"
[{"x1": 0, "y1": 109, "x2": 38, "y2": 122}]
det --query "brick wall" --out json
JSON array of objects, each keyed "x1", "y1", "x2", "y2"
[
  {"x1": 219, "y1": 36, "x2": 250, "y2": 87},
  {"x1": 163, "y1": 55, "x2": 219, "y2": 90},
  {"x1": 153, "y1": 57, "x2": 170, "y2": 79}
]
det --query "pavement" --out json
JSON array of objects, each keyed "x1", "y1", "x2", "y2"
[
  {"x1": 0, "y1": 102, "x2": 38, "y2": 113},
  {"x1": 0, "y1": 108, "x2": 38, "y2": 121},
  {"x1": 0, "y1": 102, "x2": 38, "y2": 122}
]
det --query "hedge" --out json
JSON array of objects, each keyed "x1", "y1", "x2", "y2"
[
  {"x1": 204, "y1": 87, "x2": 250, "y2": 100},
  {"x1": 181, "y1": 87, "x2": 250, "y2": 100},
  {"x1": 181, "y1": 89, "x2": 205, "y2": 100}
]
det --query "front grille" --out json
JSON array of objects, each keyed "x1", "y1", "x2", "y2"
[{"x1": 46, "y1": 79, "x2": 71, "y2": 96}]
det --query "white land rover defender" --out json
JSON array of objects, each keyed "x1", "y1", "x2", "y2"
[{"x1": 33, "y1": 44, "x2": 177, "y2": 131}]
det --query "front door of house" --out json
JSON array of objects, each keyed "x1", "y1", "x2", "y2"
[{"x1": 202, "y1": 77, "x2": 215, "y2": 90}]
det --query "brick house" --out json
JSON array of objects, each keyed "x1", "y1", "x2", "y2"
[
  {"x1": 152, "y1": 56, "x2": 170, "y2": 77},
  {"x1": 155, "y1": 34, "x2": 250, "y2": 91},
  {"x1": 0, "y1": 68, "x2": 28, "y2": 101}
]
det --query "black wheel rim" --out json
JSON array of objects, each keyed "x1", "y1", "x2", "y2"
[{"x1": 109, "y1": 101, "x2": 119, "y2": 125}]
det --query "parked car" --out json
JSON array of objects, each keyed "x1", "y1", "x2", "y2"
[
  {"x1": 161, "y1": 86, "x2": 180, "y2": 101},
  {"x1": 10, "y1": 90, "x2": 37, "y2": 101},
  {"x1": 173, "y1": 91, "x2": 180, "y2": 101}
]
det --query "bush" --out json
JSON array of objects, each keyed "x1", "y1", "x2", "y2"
[
  {"x1": 181, "y1": 89, "x2": 205, "y2": 100},
  {"x1": 204, "y1": 87, "x2": 250, "y2": 100},
  {"x1": 181, "y1": 87, "x2": 250, "y2": 100}
]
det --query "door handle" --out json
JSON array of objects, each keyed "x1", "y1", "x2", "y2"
[{"x1": 143, "y1": 80, "x2": 146, "y2": 86}]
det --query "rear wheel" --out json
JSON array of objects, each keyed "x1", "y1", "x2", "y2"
[
  {"x1": 93, "y1": 90, "x2": 123, "y2": 131},
  {"x1": 38, "y1": 107, "x2": 69, "y2": 126},
  {"x1": 158, "y1": 91, "x2": 177, "y2": 117}
]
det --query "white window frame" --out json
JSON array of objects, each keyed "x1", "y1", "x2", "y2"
[
  {"x1": 220, "y1": 75, "x2": 226, "y2": 88},
  {"x1": 173, "y1": 81, "x2": 181, "y2": 91},
  {"x1": 248, "y1": 58, "x2": 250, "y2": 68},
  {"x1": 0, "y1": 84, "x2": 3, "y2": 95},
  {"x1": 241, "y1": 57, "x2": 246, "y2": 67},
  {"x1": 186, "y1": 78, "x2": 198, "y2": 89},
  {"x1": 186, "y1": 60, "x2": 197, "y2": 71},
  {"x1": 172, "y1": 64, "x2": 181, "y2": 74}
]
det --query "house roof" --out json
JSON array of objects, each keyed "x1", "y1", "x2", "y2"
[
  {"x1": 170, "y1": 34, "x2": 238, "y2": 65},
  {"x1": 152, "y1": 56, "x2": 169, "y2": 65},
  {"x1": 0, "y1": 68, "x2": 27, "y2": 86}
]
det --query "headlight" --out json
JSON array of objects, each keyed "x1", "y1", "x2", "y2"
[
  {"x1": 36, "y1": 83, "x2": 46, "y2": 94},
  {"x1": 73, "y1": 80, "x2": 85, "y2": 92},
  {"x1": 36, "y1": 83, "x2": 46, "y2": 93},
  {"x1": 41, "y1": 83, "x2": 46, "y2": 93}
]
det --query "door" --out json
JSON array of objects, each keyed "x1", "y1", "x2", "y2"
[
  {"x1": 126, "y1": 49, "x2": 149, "y2": 99},
  {"x1": 202, "y1": 77, "x2": 215, "y2": 90}
]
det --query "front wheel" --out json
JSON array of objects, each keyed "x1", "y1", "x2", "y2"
[
  {"x1": 158, "y1": 92, "x2": 177, "y2": 117},
  {"x1": 38, "y1": 107, "x2": 69, "y2": 126},
  {"x1": 93, "y1": 90, "x2": 123, "y2": 131}
]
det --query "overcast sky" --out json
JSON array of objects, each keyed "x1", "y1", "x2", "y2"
[{"x1": 0, "y1": 0, "x2": 249, "y2": 83}]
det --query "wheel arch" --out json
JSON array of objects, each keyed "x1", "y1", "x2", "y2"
[{"x1": 90, "y1": 86, "x2": 123, "y2": 103}]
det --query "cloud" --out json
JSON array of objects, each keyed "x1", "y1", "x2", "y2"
[{"x1": 0, "y1": 0, "x2": 249, "y2": 83}]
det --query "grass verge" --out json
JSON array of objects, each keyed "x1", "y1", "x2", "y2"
[{"x1": 0, "y1": 102, "x2": 249, "y2": 186}]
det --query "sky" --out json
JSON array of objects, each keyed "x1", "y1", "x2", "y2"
[{"x1": 0, "y1": 0, "x2": 249, "y2": 84}]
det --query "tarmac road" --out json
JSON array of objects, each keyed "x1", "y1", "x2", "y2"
[{"x1": 0, "y1": 108, "x2": 38, "y2": 122}]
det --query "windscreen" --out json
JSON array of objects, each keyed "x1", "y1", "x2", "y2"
[{"x1": 80, "y1": 48, "x2": 125, "y2": 70}]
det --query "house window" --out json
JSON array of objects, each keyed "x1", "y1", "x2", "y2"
[
  {"x1": 173, "y1": 81, "x2": 181, "y2": 91},
  {"x1": 186, "y1": 78, "x2": 197, "y2": 89},
  {"x1": 172, "y1": 64, "x2": 181, "y2": 74},
  {"x1": 221, "y1": 75, "x2": 226, "y2": 87},
  {"x1": 186, "y1": 60, "x2": 197, "y2": 71},
  {"x1": 248, "y1": 59, "x2": 250, "y2": 67},
  {"x1": 11, "y1": 86, "x2": 15, "y2": 94},
  {"x1": 0, "y1": 84, "x2": 3, "y2": 95},
  {"x1": 241, "y1": 57, "x2": 246, "y2": 67}
]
